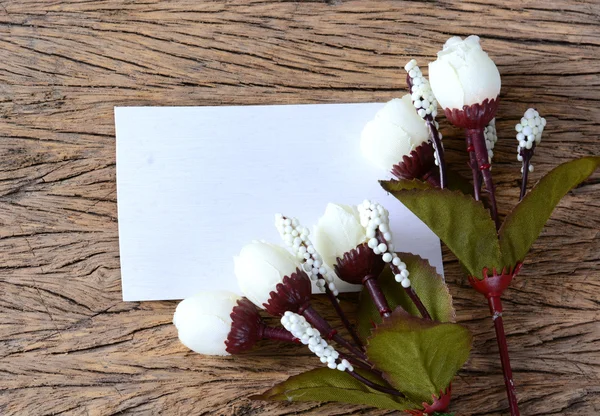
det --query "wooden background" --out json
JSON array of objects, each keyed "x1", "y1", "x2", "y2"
[{"x1": 1, "y1": 1, "x2": 599, "y2": 415}]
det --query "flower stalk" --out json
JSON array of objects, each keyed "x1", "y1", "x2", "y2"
[
  {"x1": 324, "y1": 284, "x2": 365, "y2": 348},
  {"x1": 426, "y1": 117, "x2": 447, "y2": 189},
  {"x1": 467, "y1": 128, "x2": 499, "y2": 229},
  {"x1": 298, "y1": 303, "x2": 368, "y2": 361},
  {"x1": 489, "y1": 298, "x2": 520, "y2": 416},
  {"x1": 465, "y1": 133, "x2": 483, "y2": 201},
  {"x1": 469, "y1": 264, "x2": 522, "y2": 416}
]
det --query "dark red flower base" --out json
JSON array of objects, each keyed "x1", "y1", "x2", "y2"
[
  {"x1": 225, "y1": 298, "x2": 263, "y2": 354},
  {"x1": 335, "y1": 242, "x2": 385, "y2": 285},
  {"x1": 468, "y1": 263, "x2": 522, "y2": 314},
  {"x1": 391, "y1": 141, "x2": 440, "y2": 187},
  {"x1": 405, "y1": 385, "x2": 452, "y2": 415},
  {"x1": 444, "y1": 97, "x2": 500, "y2": 129},
  {"x1": 264, "y1": 268, "x2": 312, "y2": 316}
]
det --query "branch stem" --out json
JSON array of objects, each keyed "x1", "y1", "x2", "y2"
[
  {"x1": 324, "y1": 284, "x2": 364, "y2": 349},
  {"x1": 300, "y1": 304, "x2": 367, "y2": 361},
  {"x1": 426, "y1": 117, "x2": 446, "y2": 189},
  {"x1": 519, "y1": 145, "x2": 535, "y2": 201},
  {"x1": 363, "y1": 275, "x2": 392, "y2": 318},
  {"x1": 468, "y1": 128, "x2": 499, "y2": 230},
  {"x1": 465, "y1": 132, "x2": 482, "y2": 201},
  {"x1": 261, "y1": 326, "x2": 299, "y2": 343},
  {"x1": 488, "y1": 296, "x2": 520, "y2": 416},
  {"x1": 375, "y1": 230, "x2": 432, "y2": 320},
  {"x1": 346, "y1": 369, "x2": 405, "y2": 397}
]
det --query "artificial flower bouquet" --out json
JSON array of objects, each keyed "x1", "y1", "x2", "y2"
[{"x1": 172, "y1": 35, "x2": 599, "y2": 415}]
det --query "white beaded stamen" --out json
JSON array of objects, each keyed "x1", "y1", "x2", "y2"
[
  {"x1": 484, "y1": 119, "x2": 498, "y2": 163},
  {"x1": 404, "y1": 59, "x2": 438, "y2": 120},
  {"x1": 281, "y1": 311, "x2": 353, "y2": 372},
  {"x1": 357, "y1": 200, "x2": 411, "y2": 288},
  {"x1": 275, "y1": 214, "x2": 339, "y2": 296},
  {"x1": 404, "y1": 59, "x2": 442, "y2": 166},
  {"x1": 515, "y1": 108, "x2": 546, "y2": 173}
]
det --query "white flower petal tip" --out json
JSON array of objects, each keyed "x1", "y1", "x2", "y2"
[
  {"x1": 234, "y1": 241, "x2": 300, "y2": 308},
  {"x1": 360, "y1": 95, "x2": 429, "y2": 171},
  {"x1": 429, "y1": 35, "x2": 501, "y2": 110}
]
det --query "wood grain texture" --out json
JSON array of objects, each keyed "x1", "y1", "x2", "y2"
[{"x1": 0, "y1": 0, "x2": 599, "y2": 415}]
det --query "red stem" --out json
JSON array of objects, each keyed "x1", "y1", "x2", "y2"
[
  {"x1": 488, "y1": 296, "x2": 520, "y2": 416},
  {"x1": 465, "y1": 132, "x2": 482, "y2": 201},
  {"x1": 375, "y1": 231, "x2": 432, "y2": 320},
  {"x1": 300, "y1": 304, "x2": 367, "y2": 361},
  {"x1": 467, "y1": 128, "x2": 499, "y2": 230},
  {"x1": 519, "y1": 145, "x2": 535, "y2": 201},
  {"x1": 403, "y1": 284, "x2": 431, "y2": 320},
  {"x1": 346, "y1": 369, "x2": 405, "y2": 397},
  {"x1": 363, "y1": 275, "x2": 391, "y2": 318},
  {"x1": 425, "y1": 117, "x2": 446, "y2": 189},
  {"x1": 324, "y1": 284, "x2": 364, "y2": 349},
  {"x1": 261, "y1": 325, "x2": 299, "y2": 343}
]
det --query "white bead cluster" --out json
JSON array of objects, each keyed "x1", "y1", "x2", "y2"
[
  {"x1": 357, "y1": 200, "x2": 411, "y2": 288},
  {"x1": 404, "y1": 59, "x2": 439, "y2": 119},
  {"x1": 275, "y1": 214, "x2": 339, "y2": 296},
  {"x1": 515, "y1": 108, "x2": 546, "y2": 172},
  {"x1": 484, "y1": 119, "x2": 498, "y2": 162},
  {"x1": 281, "y1": 311, "x2": 353, "y2": 372}
]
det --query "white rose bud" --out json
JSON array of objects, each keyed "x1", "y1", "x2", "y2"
[
  {"x1": 173, "y1": 290, "x2": 241, "y2": 356},
  {"x1": 428, "y1": 35, "x2": 501, "y2": 110},
  {"x1": 312, "y1": 203, "x2": 366, "y2": 268},
  {"x1": 234, "y1": 241, "x2": 300, "y2": 308},
  {"x1": 360, "y1": 95, "x2": 429, "y2": 170}
]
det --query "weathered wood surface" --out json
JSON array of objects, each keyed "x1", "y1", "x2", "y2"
[{"x1": 0, "y1": 1, "x2": 599, "y2": 415}]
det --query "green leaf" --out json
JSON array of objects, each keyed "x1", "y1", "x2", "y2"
[
  {"x1": 499, "y1": 156, "x2": 600, "y2": 266},
  {"x1": 381, "y1": 170, "x2": 473, "y2": 196},
  {"x1": 252, "y1": 367, "x2": 417, "y2": 410},
  {"x1": 381, "y1": 185, "x2": 502, "y2": 278},
  {"x1": 366, "y1": 311, "x2": 472, "y2": 404},
  {"x1": 380, "y1": 178, "x2": 433, "y2": 192},
  {"x1": 446, "y1": 169, "x2": 475, "y2": 196},
  {"x1": 357, "y1": 253, "x2": 455, "y2": 341}
]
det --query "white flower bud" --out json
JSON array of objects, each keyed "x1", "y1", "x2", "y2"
[
  {"x1": 234, "y1": 241, "x2": 300, "y2": 308},
  {"x1": 428, "y1": 35, "x2": 501, "y2": 110},
  {"x1": 173, "y1": 291, "x2": 240, "y2": 355},
  {"x1": 312, "y1": 203, "x2": 366, "y2": 268},
  {"x1": 360, "y1": 95, "x2": 429, "y2": 170}
]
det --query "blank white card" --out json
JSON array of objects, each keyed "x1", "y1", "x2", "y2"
[{"x1": 115, "y1": 104, "x2": 442, "y2": 301}]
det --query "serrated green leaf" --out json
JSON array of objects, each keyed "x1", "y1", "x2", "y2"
[
  {"x1": 446, "y1": 170, "x2": 475, "y2": 196},
  {"x1": 499, "y1": 156, "x2": 600, "y2": 266},
  {"x1": 381, "y1": 170, "x2": 473, "y2": 196},
  {"x1": 381, "y1": 186, "x2": 502, "y2": 278},
  {"x1": 357, "y1": 253, "x2": 455, "y2": 340},
  {"x1": 366, "y1": 311, "x2": 472, "y2": 404},
  {"x1": 252, "y1": 367, "x2": 417, "y2": 410},
  {"x1": 380, "y1": 178, "x2": 433, "y2": 192}
]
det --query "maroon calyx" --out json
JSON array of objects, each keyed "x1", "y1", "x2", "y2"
[
  {"x1": 468, "y1": 263, "x2": 522, "y2": 314},
  {"x1": 334, "y1": 242, "x2": 385, "y2": 285},
  {"x1": 226, "y1": 298, "x2": 300, "y2": 354},
  {"x1": 405, "y1": 385, "x2": 452, "y2": 416},
  {"x1": 263, "y1": 268, "x2": 312, "y2": 317},
  {"x1": 225, "y1": 298, "x2": 264, "y2": 354},
  {"x1": 444, "y1": 97, "x2": 500, "y2": 129},
  {"x1": 335, "y1": 243, "x2": 390, "y2": 318},
  {"x1": 391, "y1": 142, "x2": 440, "y2": 187}
]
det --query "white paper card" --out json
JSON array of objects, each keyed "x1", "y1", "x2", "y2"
[{"x1": 115, "y1": 104, "x2": 442, "y2": 301}]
